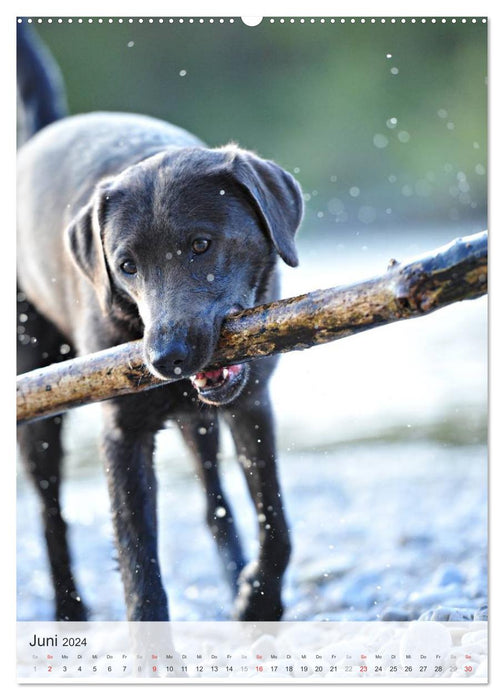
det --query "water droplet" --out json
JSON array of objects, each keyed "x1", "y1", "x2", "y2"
[
  {"x1": 207, "y1": 273, "x2": 215, "y2": 282},
  {"x1": 358, "y1": 206, "x2": 377, "y2": 224},
  {"x1": 390, "y1": 67, "x2": 399, "y2": 75},
  {"x1": 398, "y1": 130, "x2": 410, "y2": 143},
  {"x1": 219, "y1": 189, "x2": 225, "y2": 195},
  {"x1": 215, "y1": 507, "x2": 226, "y2": 518},
  {"x1": 179, "y1": 69, "x2": 187, "y2": 77},
  {"x1": 198, "y1": 426, "x2": 207, "y2": 435},
  {"x1": 328, "y1": 198, "x2": 344, "y2": 215},
  {"x1": 437, "y1": 108, "x2": 448, "y2": 119},
  {"x1": 373, "y1": 133, "x2": 389, "y2": 148},
  {"x1": 127, "y1": 40, "x2": 135, "y2": 47},
  {"x1": 166, "y1": 252, "x2": 173, "y2": 260},
  {"x1": 174, "y1": 367, "x2": 182, "y2": 375},
  {"x1": 386, "y1": 117, "x2": 398, "y2": 129},
  {"x1": 475, "y1": 163, "x2": 486, "y2": 175},
  {"x1": 349, "y1": 186, "x2": 360, "y2": 197}
]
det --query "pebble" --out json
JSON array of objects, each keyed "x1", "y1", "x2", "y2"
[
  {"x1": 399, "y1": 622, "x2": 452, "y2": 663},
  {"x1": 329, "y1": 582, "x2": 375, "y2": 610},
  {"x1": 408, "y1": 583, "x2": 463, "y2": 608},
  {"x1": 468, "y1": 576, "x2": 487, "y2": 599},
  {"x1": 461, "y1": 628, "x2": 487, "y2": 648},
  {"x1": 380, "y1": 608, "x2": 412, "y2": 621},
  {"x1": 286, "y1": 598, "x2": 321, "y2": 621},
  {"x1": 474, "y1": 604, "x2": 488, "y2": 621},
  {"x1": 250, "y1": 634, "x2": 278, "y2": 660},
  {"x1": 446, "y1": 609, "x2": 474, "y2": 622},
  {"x1": 300, "y1": 554, "x2": 356, "y2": 584},
  {"x1": 399, "y1": 533, "x2": 433, "y2": 548},
  {"x1": 418, "y1": 606, "x2": 474, "y2": 622},
  {"x1": 432, "y1": 563, "x2": 466, "y2": 587}
]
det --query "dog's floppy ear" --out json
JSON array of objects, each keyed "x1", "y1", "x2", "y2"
[
  {"x1": 65, "y1": 180, "x2": 113, "y2": 315},
  {"x1": 230, "y1": 150, "x2": 303, "y2": 267}
]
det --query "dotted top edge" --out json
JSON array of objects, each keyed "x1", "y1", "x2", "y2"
[{"x1": 17, "y1": 17, "x2": 488, "y2": 24}]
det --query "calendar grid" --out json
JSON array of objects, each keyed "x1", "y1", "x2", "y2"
[{"x1": 17, "y1": 621, "x2": 487, "y2": 683}]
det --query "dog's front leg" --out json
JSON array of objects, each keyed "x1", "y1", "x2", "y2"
[
  {"x1": 101, "y1": 403, "x2": 169, "y2": 621},
  {"x1": 223, "y1": 390, "x2": 291, "y2": 621}
]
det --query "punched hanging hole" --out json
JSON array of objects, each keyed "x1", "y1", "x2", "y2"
[{"x1": 241, "y1": 16, "x2": 263, "y2": 26}]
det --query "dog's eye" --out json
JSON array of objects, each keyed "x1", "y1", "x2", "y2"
[
  {"x1": 120, "y1": 260, "x2": 138, "y2": 275},
  {"x1": 191, "y1": 238, "x2": 211, "y2": 254}
]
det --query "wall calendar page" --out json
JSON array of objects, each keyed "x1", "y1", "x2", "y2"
[{"x1": 16, "y1": 9, "x2": 488, "y2": 686}]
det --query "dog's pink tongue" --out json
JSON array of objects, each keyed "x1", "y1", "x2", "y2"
[
  {"x1": 193, "y1": 365, "x2": 242, "y2": 381},
  {"x1": 194, "y1": 369, "x2": 223, "y2": 381}
]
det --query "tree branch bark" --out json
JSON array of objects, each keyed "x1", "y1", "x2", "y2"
[{"x1": 17, "y1": 231, "x2": 487, "y2": 424}]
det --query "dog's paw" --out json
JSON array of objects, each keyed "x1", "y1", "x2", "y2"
[
  {"x1": 56, "y1": 594, "x2": 88, "y2": 622},
  {"x1": 232, "y1": 561, "x2": 284, "y2": 621}
]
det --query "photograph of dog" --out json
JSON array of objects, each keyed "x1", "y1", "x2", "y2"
[
  {"x1": 17, "y1": 18, "x2": 487, "y2": 626},
  {"x1": 17, "y1": 22, "x2": 302, "y2": 622}
]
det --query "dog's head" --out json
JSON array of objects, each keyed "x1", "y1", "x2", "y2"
[{"x1": 66, "y1": 145, "x2": 303, "y2": 405}]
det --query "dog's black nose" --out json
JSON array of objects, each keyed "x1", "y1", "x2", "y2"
[{"x1": 146, "y1": 339, "x2": 190, "y2": 379}]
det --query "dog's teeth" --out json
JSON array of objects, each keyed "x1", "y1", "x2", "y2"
[
  {"x1": 193, "y1": 377, "x2": 207, "y2": 388},
  {"x1": 222, "y1": 368, "x2": 229, "y2": 379}
]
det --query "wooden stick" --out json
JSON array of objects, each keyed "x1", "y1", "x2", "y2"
[{"x1": 17, "y1": 231, "x2": 487, "y2": 424}]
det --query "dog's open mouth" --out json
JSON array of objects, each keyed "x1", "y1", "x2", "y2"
[{"x1": 190, "y1": 363, "x2": 249, "y2": 405}]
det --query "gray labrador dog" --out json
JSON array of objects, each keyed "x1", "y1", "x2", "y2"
[{"x1": 17, "y1": 25, "x2": 303, "y2": 621}]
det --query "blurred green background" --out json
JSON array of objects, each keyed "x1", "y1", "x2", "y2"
[{"x1": 33, "y1": 17, "x2": 487, "y2": 236}]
